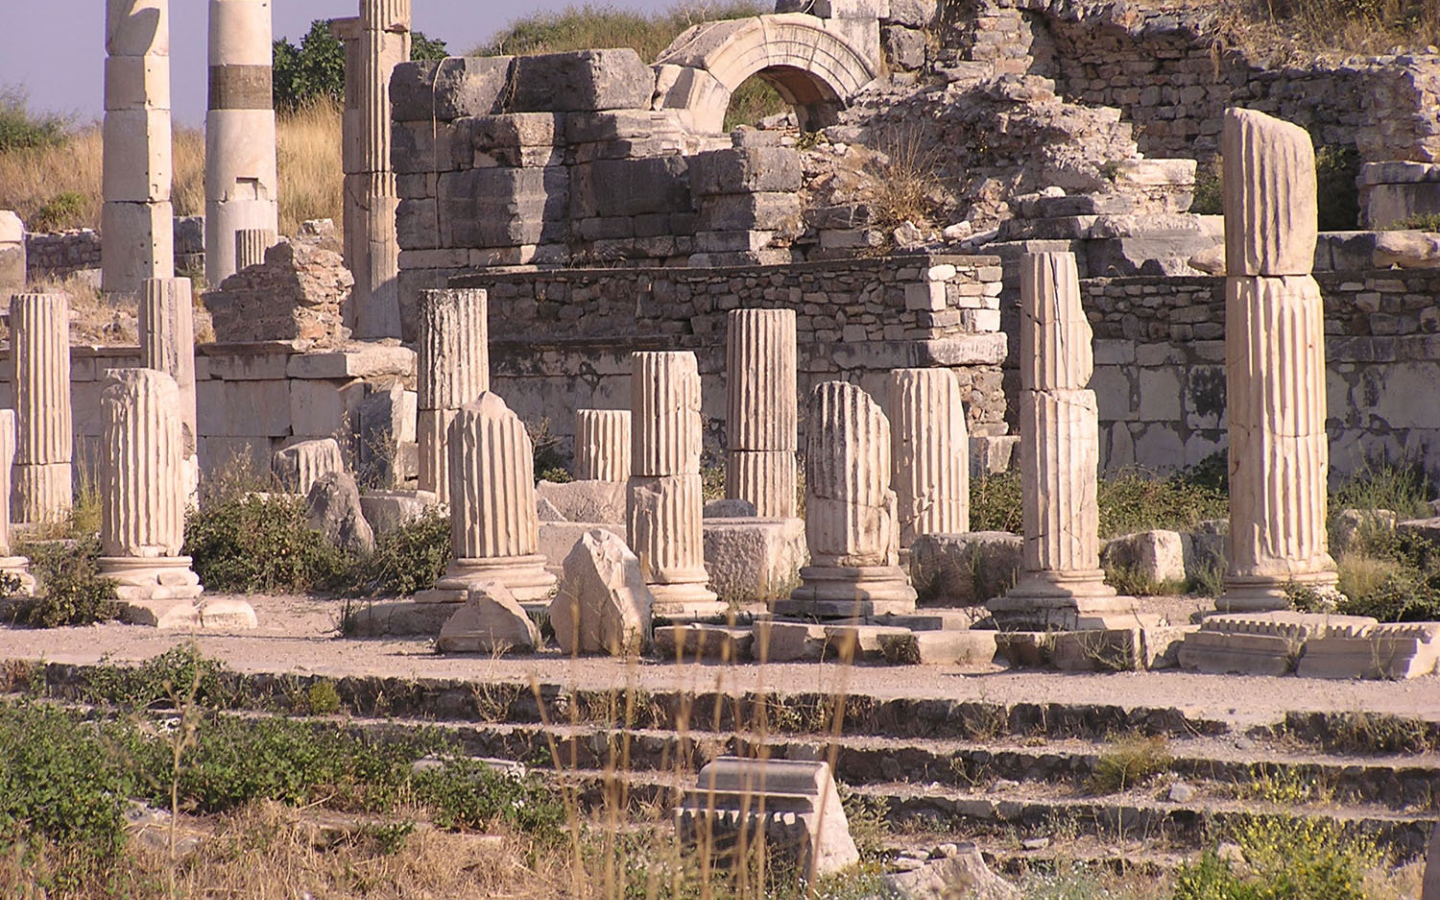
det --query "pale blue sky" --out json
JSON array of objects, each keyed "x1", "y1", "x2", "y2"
[{"x1": 1, "y1": 1, "x2": 682, "y2": 126}]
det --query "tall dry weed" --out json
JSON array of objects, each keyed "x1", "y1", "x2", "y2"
[
  {"x1": 276, "y1": 98, "x2": 343, "y2": 236},
  {"x1": 1225, "y1": 0, "x2": 1440, "y2": 60}
]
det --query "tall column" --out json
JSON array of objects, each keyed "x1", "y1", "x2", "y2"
[
  {"x1": 419, "y1": 393, "x2": 555, "y2": 603},
  {"x1": 10, "y1": 293, "x2": 72, "y2": 524},
  {"x1": 889, "y1": 368, "x2": 970, "y2": 549},
  {"x1": 139, "y1": 278, "x2": 196, "y2": 453},
  {"x1": 0, "y1": 412, "x2": 35, "y2": 593},
  {"x1": 628, "y1": 352, "x2": 721, "y2": 617},
  {"x1": 416, "y1": 288, "x2": 488, "y2": 504},
  {"x1": 989, "y1": 252, "x2": 1132, "y2": 629},
  {"x1": 1221, "y1": 108, "x2": 1337, "y2": 611},
  {"x1": 334, "y1": 0, "x2": 410, "y2": 338},
  {"x1": 777, "y1": 381, "x2": 916, "y2": 618},
  {"x1": 205, "y1": 0, "x2": 279, "y2": 286},
  {"x1": 574, "y1": 409, "x2": 631, "y2": 483},
  {"x1": 725, "y1": 309, "x2": 797, "y2": 518},
  {"x1": 102, "y1": 0, "x2": 175, "y2": 294}
]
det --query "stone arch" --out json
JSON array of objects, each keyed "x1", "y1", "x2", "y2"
[{"x1": 653, "y1": 14, "x2": 878, "y2": 135}]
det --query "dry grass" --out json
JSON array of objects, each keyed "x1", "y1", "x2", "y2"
[
  {"x1": 1221, "y1": 0, "x2": 1440, "y2": 60},
  {"x1": 0, "y1": 101, "x2": 341, "y2": 239}
]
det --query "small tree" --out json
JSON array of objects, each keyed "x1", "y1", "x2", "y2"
[{"x1": 272, "y1": 20, "x2": 449, "y2": 112}]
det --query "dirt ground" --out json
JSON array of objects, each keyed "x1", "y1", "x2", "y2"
[{"x1": 1, "y1": 594, "x2": 1437, "y2": 732}]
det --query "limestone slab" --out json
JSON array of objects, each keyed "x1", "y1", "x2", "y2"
[{"x1": 436, "y1": 583, "x2": 540, "y2": 654}]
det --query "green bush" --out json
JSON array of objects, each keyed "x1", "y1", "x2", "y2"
[
  {"x1": 970, "y1": 471, "x2": 1023, "y2": 533},
  {"x1": 273, "y1": 20, "x2": 449, "y2": 112},
  {"x1": 1098, "y1": 467, "x2": 1229, "y2": 538},
  {"x1": 1385, "y1": 212, "x2": 1440, "y2": 231},
  {"x1": 184, "y1": 494, "x2": 350, "y2": 594},
  {"x1": 1088, "y1": 734, "x2": 1172, "y2": 794},
  {"x1": 1315, "y1": 144, "x2": 1361, "y2": 232},
  {"x1": 412, "y1": 757, "x2": 566, "y2": 838},
  {"x1": 8, "y1": 537, "x2": 120, "y2": 628},
  {"x1": 342, "y1": 511, "x2": 451, "y2": 597},
  {"x1": 1329, "y1": 457, "x2": 1433, "y2": 521},
  {"x1": 0, "y1": 88, "x2": 68, "y2": 153},
  {"x1": 1190, "y1": 158, "x2": 1224, "y2": 216},
  {"x1": 29, "y1": 190, "x2": 87, "y2": 232}
]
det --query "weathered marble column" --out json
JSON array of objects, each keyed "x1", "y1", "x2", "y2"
[
  {"x1": 10, "y1": 293, "x2": 72, "y2": 524},
  {"x1": 234, "y1": 228, "x2": 276, "y2": 272},
  {"x1": 419, "y1": 392, "x2": 555, "y2": 603},
  {"x1": 889, "y1": 368, "x2": 969, "y2": 549},
  {"x1": 725, "y1": 309, "x2": 798, "y2": 518},
  {"x1": 778, "y1": 381, "x2": 916, "y2": 618},
  {"x1": 205, "y1": 0, "x2": 279, "y2": 285},
  {"x1": 102, "y1": 0, "x2": 175, "y2": 294},
  {"x1": 989, "y1": 252, "x2": 1132, "y2": 629},
  {"x1": 332, "y1": 0, "x2": 410, "y2": 339},
  {"x1": 575, "y1": 409, "x2": 631, "y2": 483},
  {"x1": 139, "y1": 278, "x2": 196, "y2": 450},
  {"x1": 0, "y1": 412, "x2": 35, "y2": 593},
  {"x1": 628, "y1": 352, "x2": 721, "y2": 616},
  {"x1": 417, "y1": 288, "x2": 488, "y2": 504},
  {"x1": 1221, "y1": 108, "x2": 1337, "y2": 611}
]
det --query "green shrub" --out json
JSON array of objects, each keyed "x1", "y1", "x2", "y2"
[
  {"x1": 81, "y1": 644, "x2": 235, "y2": 711},
  {"x1": 29, "y1": 190, "x2": 87, "y2": 232},
  {"x1": 412, "y1": 757, "x2": 565, "y2": 838},
  {"x1": 1098, "y1": 468, "x2": 1230, "y2": 538},
  {"x1": 0, "y1": 88, "x2": 68, "y2": 154},
  {"x1": 8, "y1": 537, "x2": 120, "y2": 628},
  {"x1": 1190, "y1": 158, "x2": 1224, "y2": 216},
  {"x1": 274, "y1": 20, "x2": 448, "y2": 112},
  {"x1": 970, "y1": 471, "x2": 1023, "y2": 533},
  {"x1": 1329, "y1": 457, "x2": 1433, "y2": 521},
  {"x1": 1175, "y1": 813, "x2": 1381, "y2": 900},
  {"x1": 342, "y1": 511, "x2": 451, "y2": 597},
  {"x1": 1385, "y1": 212, "x2": 1440, "y2": 231},
  {"x1": 1088, "y1": 734, "x2": 1172, "y2": 794},
  {"x1": 1315, "y1": 144, "x2": 1362, "y2": 232},
  {"x1": 1104, "y1": 564, "x2": 1187, "y2": 597},
  {"x1": 184, "y1": 494, "x2": 350, "y2": 594}
]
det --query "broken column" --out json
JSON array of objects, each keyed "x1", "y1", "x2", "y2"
[
  {"x1": 0, "y1": 411, "x2": 35, "y2": 593},
  {"x1": 1221, "y1": 108, "x2": 1338, "y2": 611},
  {"x1": 234, "y1": 228, "x2": 276, "y2": 271},
  {"x1": 574, "y1": 409, "x2": 631, "y2": 483},
  {"x1": 102, "y1": 0, "x2": 175, "y2": 294},
  {"x1": 628, "y1": 352, "x2": 721, "y2": 616},
  {"x1": 725, "y1": 309, "x2": 797, "y2": 519},
  {"x1": 10, "y1": 292, "x2": 72, "y2": 524},
  {"x1": 138, "y1": 277, "x2": 197, "y2": 466},
  {"x1": 205, "y1": 0, "x2": 279, "y2": 285},
  {"x1": 419, "y1": 392, "x2": 556, "y2": 603},
  {"x1": 332, "y1": 0, "x2": 410, "y2": 338},
  {"x1": 888, "y1": 368, "x2": 969, "y2": 550},
  {"x1": 778, "y1": 381, "x2": 916, "y2": 618},
  {"x1": 989, "y1": 252, "x2": 1132, "y2": 629},
  {"x1": 98, "y1": 369, "x2": 208, "y2": 624},
  {"x1": 417, "y1": 288, "x2": 488, "y2": 504}
]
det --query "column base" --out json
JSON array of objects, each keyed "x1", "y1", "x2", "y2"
[
  {"x1": 989, "y1": 569, "x2": 1136, "y2": 630},
  {"x1": 774, "y1": 565, "x2": 918, "y2": 619},
  {"x1": 100, "y1": 556, "x2": 204, "y2": 603},
  {"x1": 0, "y1": 557, "x2": 36, "y2": 596},
  {"x1": 1218, "y1": 570, "x2": 1341, "y2": 612},
  {"x1": 416, "y1": 555, "x2": 558, "y2": 603},
  {"x1": 649, "y1": 580, "x2": 726, "y2": 620}
]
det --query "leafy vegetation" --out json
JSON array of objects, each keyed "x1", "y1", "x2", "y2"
[
  {"x1": 1089, "y1": 735, "x2": 1173, "y2": 794},
  {"x1": 1174, "y1": 815, "x2": 1382, "y2": 900},
  {"x1": 183, "y1": 495, "x2": 350, "y2": 595},
  {"x1": 273, "y1": 20, "x2": 449, "y2": 112},
  {"x1": 1385, "y1": 212, "x2": 1440, "y2": 232},
  {"x1": 7, "y1": 537, "x2": 119, "y2": 628},
  {"x1": 340, "y1": 510, "x2": 452, "y2": 597},
  {"x1": 0, "y1": 88, "x2": 67, "y2": 154},
  {"x1": 1314, "y1": 145, "x2": 1362, "y2": 232}
]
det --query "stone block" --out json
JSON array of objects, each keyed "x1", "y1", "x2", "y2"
[
  {"x1": 510, "y1": 50, "x2": 655, "y2": 112},
  {"x1": 196, "y1": 379, "x2": 291, "y2": 437},
  {"x1": 437, "y1": 583, "x2": 540, "y2": 654},
  {"x1": 288, "y1": 379, "x2": 351, "y2": 438},
  {"x1": 702, "y1": 517, "x2": 808, "y2": 603},
  {"x1": 437, "y1": 168, "x2": 569, "y2": 248},
  {"x1": 306, "y1": 471, "x2": 375, "y2": 556},
  {"x1": 1100, "y1": 530, "x2": 1187, "y2": 586},
  {"x1": 349, "y1": 600, "x2": 455, "y2": 636},
  {"x1": 390, "y1": 57, "x2": 513, "y2": 121},
  {"x1": 286, "y1": 345, "x2": 415, "y2": 380},
  {"x1": 877, "y1": 629, "x2": 998, "y2": 665},
  {"x1": 698, "y1": 192, "x2": 802, "y2": 233},
  {"x1": 271, "y1": 438, "x2": 345, "y2": 496},
  {"x1": 360, "y1": 490, "x2": 439, "y2": 535},
  {"x1": 883, "y1": 26, "x2": 928, "y2": 70},
  {"x1": 550, "y1": 528, "x2": 652, "y2": 655},
  {"x1": 586, "y1": 157, "x2": 691, "y2": 217},
  {"x1": 690, "y1": 148, "x2": 803, "y2": 196},
  {"x1": 704, "y1": 499, "x2": 756, "y2": 518},
  {"x1": 1374, "y1": 231, "x2": 1440, "y2": 269},
  {"x1": 1177, "y1": 630, "x2": 1296, "y2": 676},
  {"x1": 822, "y1": 625, "x2": 913, "y2": 661},
  {"x1": 1051, "y1": 628, "x2": 1142, "y2": 672},
  {"x1": 909, "y1": 531, "x2": 1022, "y2": 605},
  {"x1": 1295, "y1": 623, "x2": 1440, "y2": 680},
  {"x1": 752, "y1": 620, "x2": 827, "y2": 661},
  {"x1": 469, "y1": 112, "x2": 563, "y2": 149},
  {"x1": 537, "y1": 480, "x2": 627, "y2": 525},
  {"x1": 654, "y1": 624, "x2": 754, "y2": 660}
]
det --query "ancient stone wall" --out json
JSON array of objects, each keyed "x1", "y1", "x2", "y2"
[{"x1": 26, "y1": 218, "x2": 204, "y2": 282}]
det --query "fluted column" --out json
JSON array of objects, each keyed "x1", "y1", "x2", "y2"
[
  {"x1": 889, "y1": 368, "x2": 969, "y2": 548},
  {"x1": 724, "y1": 309, "x2": 798, "y2": 518},
  {"x1": 0, "y1": 411, "x2": 34, "y2": 593},
  {"x1": 416, "y1": 288, "x2": 489, "y2": 503},
  {"x1": 627, "y1": 352, "x2": 720, "y2": 615},
  {"x1": 98, "y1": 368, "x2": 204, "y2": 608},
  {"x1": 334, "y1": 0, "x2": 409, "y2": 339},
  {"x1": 11, "y1": 293, "x2": 72, "y2": 524},
  {"x1": 103, "y1": 0, "x2": 175, "y2": 294},
  {"x1": 419, "y1": 392, "x2": 555, "y2": 603},
  {"x1": 1221, "y1": 108, "x2": 1337, "y2": 611},
  {"x1": 779, "y1": 381, "x2": 916, "y2": 617},
  {"x1": 575, "y1": 409, "x2": 631, "y2": 482},
  {"x1": 234, "y1": 229, "x2": 276, "y2": 272},
  {"x1": 990, "y1": 252, "x2": 1130, "y2": 629},
  {"x1": 139, "y1": 278, "x2": 196, "y2": 453},
  {"x1": 205, "y1": 0, "x2": 279, "y2": 285}
]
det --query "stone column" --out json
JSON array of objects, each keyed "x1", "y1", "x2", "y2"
[
  {"x1": 98, "y1": 369, "x2": 211, "y2": 625},
  {"x1": 102, "y1": 0, "x2": 175, "y2": 294},
  {"x1": 234, "y1": 228, "x2": 276, "y2": 272},
  {"x1": 1221, "y1": 108, "x2": 1337, "y2": 611},
  {"x1": 725, "y1": 309, "x2": 797, "y2": 518},
  {"x1": 777, "y1": 381, "x2": 916, "y2": 618},
  {"x1": 205, "y1": 0, "x2": 279, "y2": 286},
  {"x1": 574, "y1": 409, "x2": 631, "y2": 483},
  {"x1": 419, "y1": 392, "x2": 555, "y2": 603},
  {"x1": 889, "y1": 368, "x2": 969, "y2": 549},
  {"x1": 333, "y1": 0, "x2": 410, "y2": 339},
  {"x1": 416, "y1": 288, "x2": 488, "y2": 504},
  {"x1": 628, "y1": 352, "x2": 721, "y2": 616},
  {"x1": 10, "y1": 293, "x2": 72, "y2": 524},
  {"x1": 989, "y1": 252, "x2": 1132, "y2": 629},
  {"x1": 139, "y1": 278, "x2": 196, "y2": 451},
  {"x1": 0, "y1": 412, "x2": 34, "y2": 593}
]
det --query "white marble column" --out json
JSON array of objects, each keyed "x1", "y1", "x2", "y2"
[
  {"x1": 725, "y1": 309, "x2": 798, "y2": 518},
  {"x1": 205, "y1": 0, "x2": 279, "y2": 285},
  {"x1": 10, "y1": 292, "x2": 72, "y2": 524},
  {"x1": 234, "y1": 229, "x2": 276, "y2": 272},
  {"x1": 574, "y1": 409, "x2": 631, "y2": 483},
  {"x1": 628, "y1": 351, "x2": 721, "y2": 616},
  {"x1": 778, "y1": 381, "x2": 916, "y2": 617},
  {"x1": 0, "y1": 412, "x2": 34, "y2": 593},
  {"x1": 419, "y1": 392, "x2": 555, "y2": 603},
  {"x1": 417, "y1": 288, "x2": 489, "y2": 504},
  {"x1": 1220, "y1": 108, "x2": 1337, "y2": 610},
  {"x1": 103, "y1": 0, "x2": 175, "y2": 294},
  {"x1": 990, "y1": 252, "x2": 1132, "y2": 629},
  {"x1": 889, "y1": 368, "x2": 969, "y2": 549},
  {"x1": 139, "y1": 277, "x2": 196, "y2": 451}
]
